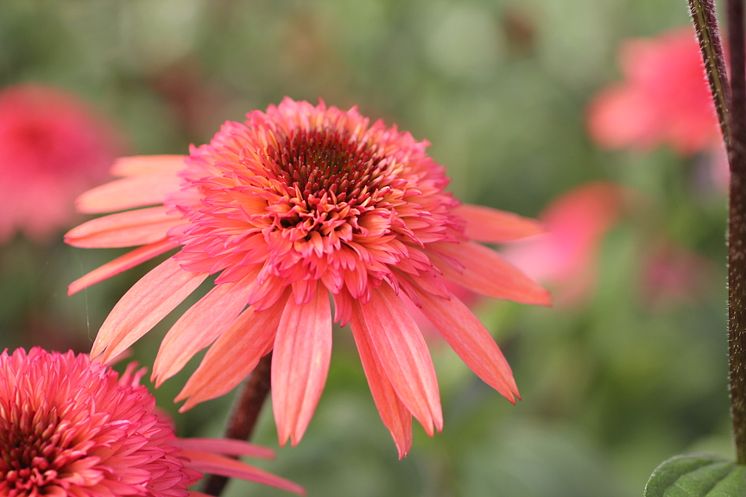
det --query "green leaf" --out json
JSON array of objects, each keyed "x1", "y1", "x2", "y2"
[{"x1": 644, "y1": 454, "x2": 746, "y2": 497}]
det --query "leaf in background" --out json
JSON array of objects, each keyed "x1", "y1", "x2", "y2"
[{"x1": 644, "y1": 454, "x2": 746, "y2": 497}]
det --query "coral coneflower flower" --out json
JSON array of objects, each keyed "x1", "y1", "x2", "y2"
[
  {"x1": 66, "y1": 98, "x2": 550, "y2": 456},
  {"x1": 0, "y1": 348, "x2": 303, "y2": 497},
  {"x1": 0, "y1": 84, "x2": 118, "y2": 242},
  {"x1": 587, "y1": 27, "x2": 719, "y2": 154}
]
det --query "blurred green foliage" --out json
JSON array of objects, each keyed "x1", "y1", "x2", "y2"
[{"x1": 0, "y1": 1, "x2": 734, "y2": 496}]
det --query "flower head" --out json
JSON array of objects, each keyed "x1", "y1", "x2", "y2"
[
  {"x1": 0, "y1": 348, "x2": 303, "y2": 497},
  {"x1": 66, "y1": 98, "x2": 550, "y2": 457},
  {"x1": 0, "y1": 84, "x2": 119, "y2": 242},
  {"x1": 587, "y1": 27, "x2": 719, "y2": 154}
]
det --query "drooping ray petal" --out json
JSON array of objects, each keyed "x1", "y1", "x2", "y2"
[
  {"x1": 111, "y1": 155, "x2": 186, "y2": 176},
  {"x1": 173, "y1": 438, "x2": 274, "y2": 460},
  {"x1": 176, "y1": 298, "x2": 286, "y2": 410},
  {"x1": 181, "y1": 450, "x2": 305, "y2": 495},
  {"x1": 360, "y1": 284, "x2": 442, "y2": 435},
  {"x1": 153, "y1": 277, "x2": 254, "y2": 386},
  {"x1": 272, "y1": 284, "x2": 332, "y2": 446},
  {"x1": 411, "y1": 286, "x2": 519, "y2": 401},
  {"x1": 350, "y1": 311, "x2": 413, "y2": 458},
  {"x1": 432, "y1": 241, "x2": 551, "y2": 306},
  {"x1": 65, "y1": 206, "x2": 183, "y2": 248},
  {"x1": 68, "y1": 239, "x2": 178, "y2": 296},
  {"x1": 454, "y1": 204, "x2": 544, "y2": 243},
  {"x1": 92, "y1": 258, "x2": 208, "y2": 362},
  {"x1": 76, "y1": 173, "x2": 182, "y2": 214}
]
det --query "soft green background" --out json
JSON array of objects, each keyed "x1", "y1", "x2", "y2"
[{"x1": 0, "y1": 1, "x2": 732, "y2": 496}]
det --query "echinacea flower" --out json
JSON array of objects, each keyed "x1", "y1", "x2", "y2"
[
  {"x1": 587, "y1": 27, "x2": 719, "y2": 155},
  {"x1": 0, "y1": 84, "x2": 119, "y2": 242},
  {"x1": 66, "y1": 98, "x2": 550, "y2": 457},
  {"x1": 0, "y1": 347, "x2": 303, "y2": 497},
  {"x1": 504, "y1": 183, "x2": 624, "y2": 305}
]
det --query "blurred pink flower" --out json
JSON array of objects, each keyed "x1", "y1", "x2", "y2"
[
  {"x1": 504, "y1": 183, "x2": 624, "y2": 305},
  {"x1": 66, "y1": 98, "x2": 550, "y2": 456},
  {"x1": 0, "y1": 348, "x2": 303, "y2": 497},
  {"x1": 641, "y1": 242, "x2": 714, "y2": 308},
  {"x1": 587, "y1": 27, "x2": 719, "y2": 155},
  {"x1": 0, "y1": 85, "x2": 119, "y2": 242}
]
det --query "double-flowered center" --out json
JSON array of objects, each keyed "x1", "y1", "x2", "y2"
[
  {"x1": 266, "y1": 126, "x2": 392, "y2": 231},
  {"x1": 173, "y1": 101, "x2": 460, "y2": 302},
  {"x1": 0, "y1": 408, "x2": 76, "y2": 492}
]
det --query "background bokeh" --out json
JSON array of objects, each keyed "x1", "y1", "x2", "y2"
[{"x1": 0, "y1": 1, "x2": 733, "y2": 496}]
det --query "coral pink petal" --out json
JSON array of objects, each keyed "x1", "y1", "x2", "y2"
[
  {"x1": 271, "y1": 284, "x2": 332, "y2": 446},
  {"x1": 177, "y1": 298, "x2": 286, "y2": 410},
  {"x1": 432, "y1": 241, "x2": 551, "y2": 306},
  {"x1": 111, "y1": 155, "x2": 186, "y2": 176},
  {"x1": 359, "y1": 284, "x2": 442, "y2": 435},
  {"x1": 181, "y1": 450, "x2": 305, "y2": 495},
  {"x1": 411, "y1": 286, "x2": 519, "y2": 401},
  {"x1": 153, "y1": 277, "x2": 254, "y2": 386},
  {"x1": 454, "y1": 204, "x2": 544, "y2": 243},
  {"x1": 76, "y1": 173, "x2": 181, "y2": 214},
  {"x1": 65, "y1": 206, "x2": 183, "y2": 248},
  {"x1": 68, "y1": 239, "x2": 178, "y2": 295},
  {"x1": 174, "y1": 438, "x2": 274, "y2": 460},
  {"x1": 350, "y1": 311, "x2": 413, "y2": 458},
  {"x1": 92, "y1": 257, "x2": 208, "y2": 362}
]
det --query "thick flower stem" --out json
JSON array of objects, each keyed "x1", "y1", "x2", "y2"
[
  {"x1": 203, "y1": 354, "x2": 273, "y2": 496},
  {"x1": 728, "y1": 0, "x2": 746, "y2": 465},
  {"x1": 689, "y1": 0, "x2": 731, "y2": 144}
]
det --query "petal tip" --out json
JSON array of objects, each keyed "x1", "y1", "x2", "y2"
[
  {"x1": 89, "y1": 341, "x2": 106, "y2": 359},
  {"x1": 536, "y1": 289, "x2": 553, "y2": 307},
  {"x1": 178, "y1": 394, "x2": 202, "y2": 413},
  {"x1": 151, "y1": 372, "x2": 166, "y2": 388}
]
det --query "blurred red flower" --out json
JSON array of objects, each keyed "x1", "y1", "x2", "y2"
[
  {"x1": 587, "y1": 27, "x2": 719, "y2": 155},
  {"x1": 0, "y1": 84, "x2": 119, "y2": 242}
]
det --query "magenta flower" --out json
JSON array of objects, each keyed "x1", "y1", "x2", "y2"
[
  {"x1": 0, "y1": 348, "x2": 303, "y2": 497},
  {"x1": 66, "y1": 98, "x2": 550, "y2": 456},
  {"x1": 0, "y1": 84, "x2": 119, "y2": 242}
]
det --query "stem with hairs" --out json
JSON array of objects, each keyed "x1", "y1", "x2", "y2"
[
  {"x1": 727, "y1": 0, "x2": 746, "y2": 465},
  {"x1": 203, "y1": 354, "x2": 273, "y2": 495}
]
